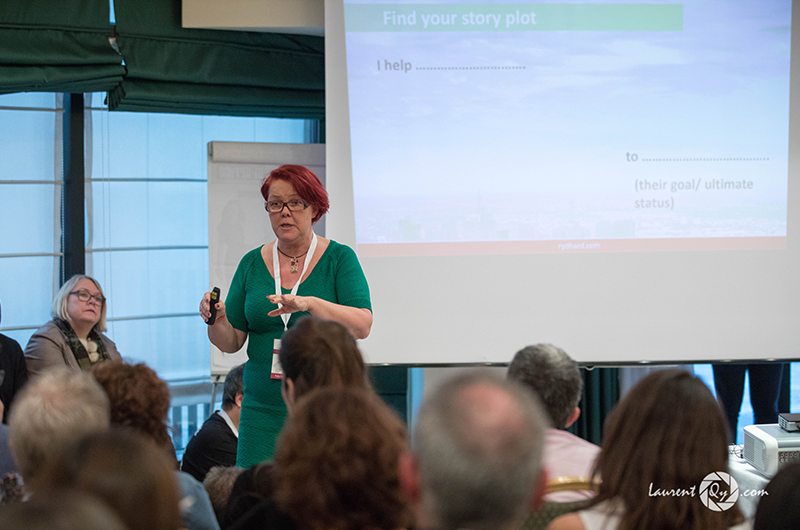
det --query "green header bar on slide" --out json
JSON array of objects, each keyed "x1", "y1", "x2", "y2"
[{"x1": 345, "y1": 4, "x2": 683, "y2": 32}]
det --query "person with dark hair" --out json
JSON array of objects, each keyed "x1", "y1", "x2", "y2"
[
  {"x1": 278, "y1": 316, "x2": 368, "y2": 412},
  {"x1": 24, "y1": 275, "x2": 121, "y2": 377},
  {"x1": 271, "y1": 387, "x2": 410, "y2": 530},
  {"x1": 182, "y1": 364, "x2": 245, "y2": 482},
  {"x1": 0, "y1": 301, "x2": 28, "y2": 424},
  {"x1": 222, "y1": 319, "x2": 368, "y2": 528},
  {"x1": 753, "y1": 461, "x2": 800, "y2": 530},
  {"x1": 199, "y1": 164, "x2": 372, "y2": 466},
  {"x1": 549, "y1": 370, "x2": 748, "y2": 530},
  {"x1": 91, "y1": 361, "x2": 221, "y2": 530},
  {"x1": 32, "y1": 428, "x2": 182, "y2": 530},
  {"x1": 402, "y1": 371, "x2": 549, "y2": 530},
  {"x1": 508, "y1": 344, "x2": 599, "y2": 502}
]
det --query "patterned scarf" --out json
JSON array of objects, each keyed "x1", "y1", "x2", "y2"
[{"x1": 53, "y1": 318, "x2": 112, "y2": 370}]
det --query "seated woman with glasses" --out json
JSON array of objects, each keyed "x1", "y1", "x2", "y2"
[{"x1": 24, "y1": 274, "x2": 121, "y2": 377}]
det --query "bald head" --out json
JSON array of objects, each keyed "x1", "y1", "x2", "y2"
[{"x1": 411, "y1": 372, "x2": 549, "y2": 530}]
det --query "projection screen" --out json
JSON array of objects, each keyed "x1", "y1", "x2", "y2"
[{"x1": 324, "y1": 0, "x2": 800, "y2": 365}]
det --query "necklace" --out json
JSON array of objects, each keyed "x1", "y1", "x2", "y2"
[{"x1": 276, "y1": 245, "x2": 309, "y2": 273}]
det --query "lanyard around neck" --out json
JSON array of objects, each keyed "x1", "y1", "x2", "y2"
[{"x1": 272, "y1": 232, "x2": 318, "y2": 331}]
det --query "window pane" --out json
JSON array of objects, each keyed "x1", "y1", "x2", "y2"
[
  {"x1": 90, "y1": 248, "x2": 208, "y2": 318},
  {"x1": 110, "y1": 316, "x2": 208, "y2": 381},
  {"x1": 0, "y1": 109, "x2": 58, "y2": 181},
  {"x1": 89, "y1": 181, "x2": 207, "y2": 248},
  {"x1": 0, "y1": 92, "x2": 57, "y2": 109},
  {"x1": 0, "y1": 256, "x2": 57, "y2": 329},
  {"x1": 0, "y1": 183, "x2": 58, "y2": 254},
  {"x1": 89, "y1": 107, "x2": 309, "y2": 382},
  {"x1": 254, "y1": 118, "x2": 305, "y2": 142}
]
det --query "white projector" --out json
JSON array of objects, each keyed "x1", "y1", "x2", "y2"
[{"x1": 743, "y1": 424, "x2": 800, "y2": 476}]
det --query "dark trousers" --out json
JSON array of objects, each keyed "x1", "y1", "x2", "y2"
[{"x1": 712, "y1": 363, "x2": 784, "y2": 441}]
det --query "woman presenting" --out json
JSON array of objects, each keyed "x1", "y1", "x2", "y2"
[{"x1": 200, "y1": 164, "x2": 372, "y2": 467}]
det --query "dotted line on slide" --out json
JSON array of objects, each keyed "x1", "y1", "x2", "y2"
[
  {"x1": 416, "y1": 66, "x2": 526, "y2": 70},
  {"x1": 642, "y1": 158, "x2": 769, "y2": 162}
]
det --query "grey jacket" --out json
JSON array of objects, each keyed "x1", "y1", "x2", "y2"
[{"x1": 23, "y1": 320, "x2": 121, "y2": 377}]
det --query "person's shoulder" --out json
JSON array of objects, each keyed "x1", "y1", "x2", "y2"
[
  {"x1": 233, "y1": 246, "x2": 268, "y2": 277},
  {"x1": 548, "y1": 428, "x2": 600, "y2": 450},
  {"x1": 195, "y1": 412, "x2": 234, "y2": 440},
  {"x1": 326, "y1": 239, "x2": 353, "y2": 253},
  {"x1": 0, "y1": 333, "x2": 23, "y2": 354},
  {"x1": 548, "y1": 513, "x2": 585, "y2": 530},
  {"x1": 25, "y1": 320, "x2": 64, "y2": 345},
  {"x1": 241, "y1": 246, "x2": 265, "y2": 263},
  {"x1": 325, "y1": 239, "x2": 361, "y2": 262}
]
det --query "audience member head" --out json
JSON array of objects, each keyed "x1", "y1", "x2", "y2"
[
  {"x1": 274, "y1": 387, "x2": 409, "y2": 530},
  {"x1": 278, "y1": 316, "x2": 368, "y2": 411},
  {"x1": 0, "y1": 490, "x2": 127, "y2": 530},
  {"x1": 404, "y1": 371, "x2": 548, "y2": 530},
  {"x1": 222, "y1": 363, "x2": 245, "y2": 412},
  {"x1": 260, "y1": 164, "x2": 329, "y2": 223},
  {"x1": 91, "y1": 361, "x2": 172, "y2": 448},
  {"x1": 592, "y1": 369, "x2": 743, "y2": 529},
  {"x1": 35, "y1": 428, "x2": 181, "y2": 530},
  {"x1": 753, "y1": 461, "x2": 800, "y2": 530},
  {"x1": 51, "y1": 274, "x2": 108, "y2": 332},
  {"x1": 8, "y1": 368, "x2": 110, "y2": 481},
  {"x1": 507, "y1": 344, "x2": 582, "y2": 429},
  {"x1": 204, "y1": 466, "x2": 245, "y2": 522}
]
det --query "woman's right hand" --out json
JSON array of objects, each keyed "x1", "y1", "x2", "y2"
[{"x1": 200, "y1": 291, "x2": 227, "y2": 325}]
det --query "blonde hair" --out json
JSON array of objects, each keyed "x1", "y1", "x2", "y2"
[
  {"x1": 51, "y1": 275, "x2": 107, "y2": 332},
  {"x1": 8, "y1": 368, "x2": 110, "y2": 480}
]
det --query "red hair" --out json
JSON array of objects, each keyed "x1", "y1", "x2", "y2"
[{"x1": 260, "y1": 165, "x2": 329, "y2": 224}]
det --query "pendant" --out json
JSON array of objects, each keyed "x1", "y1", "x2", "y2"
[{"x1": 290, "y1": 257, "x2": 300, "y2": 273}]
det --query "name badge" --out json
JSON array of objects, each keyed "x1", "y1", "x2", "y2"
[{"x1": 271, "y1": 338, "x2": 283, "y2": 379}]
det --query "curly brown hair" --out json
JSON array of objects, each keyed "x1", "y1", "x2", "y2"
[
  {"x1": 92, "y1": 361, "x2": 171, "y2": 448},
  {"x1": 273, "y1": 387, "x2": 410, "y2": 530}
]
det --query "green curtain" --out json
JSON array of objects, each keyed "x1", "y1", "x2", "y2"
[
  {"x1": 0, "y1": 0, "x2": 124, "y2": 94},
  {"x1": 110, "y1": 0, "x2": 324, "y2": 118},
  {"x1": 569, "y1": 367, "x2": 620, "y2": 445}
]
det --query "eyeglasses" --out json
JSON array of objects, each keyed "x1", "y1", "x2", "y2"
[
  {"x1": 70, "y1": 289, "x2": 105, "y2": 305},
  {"x1": 265, "y1": 199, "x2": 309, "y2": 213}
]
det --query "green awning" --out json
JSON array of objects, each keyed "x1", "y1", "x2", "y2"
[
  {"x1": 0, "y1": 0, "x2": 124, "y2": 94},
  {"x1": 109, "y1": 0, "x2": 324, "y2": 118}
]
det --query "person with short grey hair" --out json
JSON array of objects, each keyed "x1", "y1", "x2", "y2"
[
  {"x1": 8, "y1": 368, "x2": 110, "y2": 482},
  {"x1": 401, "y1": 371, "x2": 549, "y2": 530},
  {"x1": 507, "y1": 344, "x2": 599, "y2": 502}
]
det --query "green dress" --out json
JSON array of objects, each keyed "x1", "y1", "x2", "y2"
[{"x1": 225, "y1": 240, "x2": 372, "y2": 468}]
